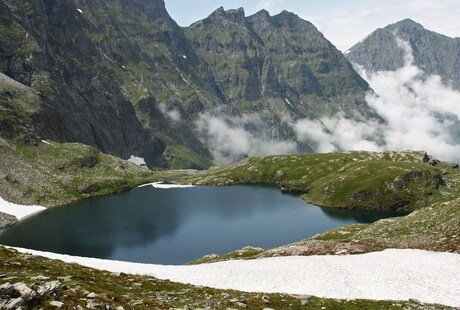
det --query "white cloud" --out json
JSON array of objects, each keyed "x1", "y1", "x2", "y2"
[
  {"x1": 159, "y1": 102, "x2": 181, "y2": 122},
  {"x1": 292, "y1": 116, "x2": 382, "y2": 154},
  {"x1": 195, "y1": 112, "x2": 297, "y2": 164},
  {"x1": 195, "y1": 37, "x2": 460, "y2": 164},
  {"x1": 291, "y1": 36, "x2": 460, "y2": 163},
  {"x1": 255, "y1": 0, "x2": 286, "y2": 10}
]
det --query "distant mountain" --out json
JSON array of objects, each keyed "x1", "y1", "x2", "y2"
[
  {"x1": 186, "y1": 8, "x2": 374, "y2": 121},
  {"x1": 0, "y1": 0, "x2": 376, "y2": 168},
  {"x1": 346, "y1": 19, "x2": 460, "y2": 90}
]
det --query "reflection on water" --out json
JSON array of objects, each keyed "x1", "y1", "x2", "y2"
[
  {"x1": 319, "y1": 206, "x2": 409, "y2": 223},
  {"x1": 0, "y1": 185, "x2": 404, "y2": 264}
]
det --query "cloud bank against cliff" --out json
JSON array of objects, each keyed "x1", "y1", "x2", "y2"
[
  {"x1": 195, "y1": 112, "x2": 297, "y2": 164},
  {"x1": 293, "y1": 37, "x2": 460, "y2": 163}
]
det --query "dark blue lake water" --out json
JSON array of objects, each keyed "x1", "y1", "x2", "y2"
[{"x1": 0, "y1": 185, "x2": 403, "y2": 264}]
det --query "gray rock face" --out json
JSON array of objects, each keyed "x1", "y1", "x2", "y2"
[
  {"x1": 186, "y1": 8, "x2": 374, "y2": 120},
  {"x1": 346, "y1": 19, "x2": 460, "y2": 90},
  {"x1": 0, "y1": 280, "x2": 64, "y2": 309},
  {"x1": 13, "y1": 282, "x2": 36, "y2": 301},
  {"x1": 37, "y1": 280, "x2": 61, "y2": 296},
  {"x1": 0, "y1": 282, "x2": 14, "y2": 296},
  {"x1": 5, "y1": 297, "x2": 24, "y2": 309},
  {"x1": 1, "y1": 0, "x2": 378, "y2": 168},
  {"x1": 0, "y1": 0, "x2": 214, "y2": 168},
  {"x1": 0, "y1": 211, "x2": 18, "y2": 228}
]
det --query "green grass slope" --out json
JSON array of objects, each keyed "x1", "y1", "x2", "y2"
[
  {"x1": 181, "y1": 151, "x2": 459, "y2": 211},
  {"x1": 0, "y1": 139, "x2": 187, "y2": 207}
]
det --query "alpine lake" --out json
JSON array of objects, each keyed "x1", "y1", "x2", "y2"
[{"x1": 0, "y1": 185, "x2": 405, "y2": 265}]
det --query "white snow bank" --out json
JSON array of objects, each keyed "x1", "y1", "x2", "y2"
[
  {"x1": 138, "y1": 182, "x2": 195, "y2": 189},
  {"x1": 0, "y1": 197, "x2": 45, "y2": 220},
  {"x1": 127, "y1": 155, "x2": 147, "y2": 167},
  {"x1": 10, "y1": 248, "x2": 460, "y2": 307},
  {"x1": 77, "y1": 8, "x2": 83, "y2": 14},
  {"x1": 284, "y1": 98, "x2": 294, "y2": 108}
]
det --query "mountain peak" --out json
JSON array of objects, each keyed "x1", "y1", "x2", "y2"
[
  {"x1": 247, "y1": 9, "x2": 271, "y2": 25},
  {"x1": 277, "y1": 10, "x2": 298, "y2": 18},
  {"x1": 209, "y1": 6, "x2": 245, "y2": 18},
  {"x1": 254, "y1": 9, "x2": 270, "y2": 17},
  {"x1": 395, "y1": 18, "x2": 421, "y2": 25},
  {"x1": 346, "y1": 19, "x2": 460, "y2": 90},
  {"x1": 391, "y1": 18, "x2": 425, "y2": 31},
  {"x1": 271, "y1": 10, "x2": 315, "y2": 31}
]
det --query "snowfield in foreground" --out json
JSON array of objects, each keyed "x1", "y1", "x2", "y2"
[
  {"x1": 11, "y1": 247, "x2": 460, "y2": 307},
  {"x1": 0, "y1": 197, "x2": 45, "y2": 220}
]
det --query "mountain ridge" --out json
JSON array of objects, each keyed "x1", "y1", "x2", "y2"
[
  {"x1": 1, "y1": 0, "x2": 378, "y2": 168},
  {"x1": 346, "y1": 18, "x2": 460, "y2": 90}
]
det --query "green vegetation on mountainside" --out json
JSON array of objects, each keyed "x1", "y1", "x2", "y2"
[
  {"x1": 181, "y1": 151, "x2": 458, "y2": 211},
  {"x1": 179, "y1": 151, "x2": 460, "y2": 263},
  {"x1": 0, "y1": 139, "x2": 189, "y2": 207},
  {"x1": 0, "y1": 246, "x2": 452, "y2": 309}
]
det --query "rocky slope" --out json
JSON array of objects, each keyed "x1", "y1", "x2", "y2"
[
  {"x1": 185, "y1": 8, "x2": 376, "y2": 143},
  {"x1": 0, "y1": 0, "x2": 219, "y2": 169},
  {"x1": 0, "y1": 0, "x2": 377, "y2": 168},
  {"x1": 346, "y1": 19, "x2": 460, "y2": 90}
]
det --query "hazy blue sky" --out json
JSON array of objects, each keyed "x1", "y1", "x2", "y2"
[{"x1": 164, "y1": 0, "x2": 460, "y2": 51}]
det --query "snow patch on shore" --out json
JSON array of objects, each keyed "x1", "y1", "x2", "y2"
[
  {"x1": 10, "y1": 247, "x2": 460, "y2": 307},
  {"x1": 138, "y1": 182, "x2": 195, "y2": 189},
  {"x1": 0, "y1": 197, "x2": 45, "y2": 220},
  {"x1": 128, "y1": 155, "x2": 147, "y2": 167}
]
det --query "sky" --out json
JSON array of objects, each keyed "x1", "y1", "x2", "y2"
[{"x1": 164, "y1": 0, "x2": 460, "y2": 51}]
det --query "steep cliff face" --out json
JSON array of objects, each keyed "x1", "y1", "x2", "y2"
[
  {"x1": 0, "y1": 1, "x2": 378, "y2": 168},
  {"x1": 186, "y1": 8, "x2": 374, "y2": 121},
  {"x1": 346, "y1": 19, "x2": 460, "y2": 90},
  {"x1": 0, "y1": 0, "x2": 216, "y2": 168}
]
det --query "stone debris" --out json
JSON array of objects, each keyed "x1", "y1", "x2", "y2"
[
  {"x1": 37, "y1": 280, "x2": 61, "y2": 296},
  {"x1": 261, "y1": 295, "x2": 270, "y2": 304},
  {"x1": 87, "y1": 299, "x2": 102, "y2": 309},
  {"x1": 0, "y1": 280, "x2": 64, "y2": 309},
  {"x1": 87, "y1": 292, "x2": 97, "y2": 299},
  {"x1": 13, "y1": 282, "x2": 36, "y2": 301},
  {"x1": 30, "y1": 275, "x2": 50, "y2": 281},
  {"x1": 5, "y1": 297, "x2": 24, "y2": 309},
  {"x1": 0, "y1": 282, "x2": 14, "y2": 296},
  {"x1": 49, "y1": 300, "x2": 64, "y2": 308}
]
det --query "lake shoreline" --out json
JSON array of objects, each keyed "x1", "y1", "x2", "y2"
[
  {"x1": 0, "y1": 196, "x2": 45, "y2": 228},
  {"x1": 1, "y1": 185, "x2": 398, "y2": 265}
]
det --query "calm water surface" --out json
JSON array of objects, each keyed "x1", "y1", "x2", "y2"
[{"x1": 0, "y1": 185, "x2": 403, "y2": 264}]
